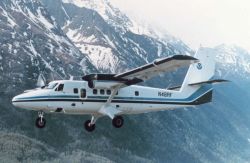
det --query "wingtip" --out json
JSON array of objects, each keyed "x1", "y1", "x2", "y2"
[{"x1": 154, "y1": 55, "x2": 199, "y2": 65}]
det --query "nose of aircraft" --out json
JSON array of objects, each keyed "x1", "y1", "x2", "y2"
[
  {"x1": 12, "y1": 89, "x2": 46, "y2": 110},
  {"x1": 12, "y1": 95, "x2": 19, "y2": 107},
  {"x1": 12, "y1": 94, "x2": 26, "y2": 108}
]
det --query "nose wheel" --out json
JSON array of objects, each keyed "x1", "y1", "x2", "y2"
[
  {"x1": 84, "y1": 120, "x2": 95, "y2": 132},
  {"x1": 84, "y1": 115, "x2": 100, "y2": 132},
  {"x1": 35, "y1": 111, "x2": 46, "y2": 128}
]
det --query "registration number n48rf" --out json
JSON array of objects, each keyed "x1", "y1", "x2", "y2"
[{"x1": 158, "y1": 92, "x2": 172, "y2": 97}]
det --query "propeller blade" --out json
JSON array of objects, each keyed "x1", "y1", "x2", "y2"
[{"x1": 37, "y1": 74, "x2": 46, "y2": 87}]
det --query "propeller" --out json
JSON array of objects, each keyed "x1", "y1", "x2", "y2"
[{"x1": 36, "y1": 73, "x2": 46, "y2": 88}]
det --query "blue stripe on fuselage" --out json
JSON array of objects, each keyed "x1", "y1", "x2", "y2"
[
  {"x1": 14, "y1": 85, "x2": 212, "y2": 103},
  {"x1": 88, "y1": 85, "x2": 212, "y2": 102}
]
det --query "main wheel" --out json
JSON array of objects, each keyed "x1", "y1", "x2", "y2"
[
  {"x1": 112, "y1": 116, "x2": 124, "y2": 128},
  {"x1": 84, "y1": 120, "x2": 95, "y2": 132},
  {"x1": 35, "y1": 117, "x2": 46, "y2": 128}
]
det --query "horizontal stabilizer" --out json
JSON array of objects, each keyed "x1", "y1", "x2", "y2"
[
  {"x1": 188, "y1": 79, "x2": 229, "y2": 86},
  {"x1": 167, "y1": 85, "x2": 182, "y2": 90}
]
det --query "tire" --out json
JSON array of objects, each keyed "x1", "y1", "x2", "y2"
[
  {"x1": 36, "y1": 117, "x2": 46, "y2": 128},
  {"x1": 112, "y1": 116, "x2": 124, "y2": 128},
  {"x1": 84, "y1": 120, "x2": 95, "y2": 132}
]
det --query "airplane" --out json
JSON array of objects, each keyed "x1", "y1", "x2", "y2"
[{"x1": 12, "y1": 47, "x2": 227, "y2": 132}]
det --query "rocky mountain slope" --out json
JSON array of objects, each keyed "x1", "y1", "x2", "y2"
[
  {"x1": 0, "y1": 0, "x2": 250, "y2": 162},
  {"x1": 0, "y1": 0, "x2": 96, "y2": 94},
  {"x1": 43, "y1": 0, "x2": 192, "y2": 73},
  {"x1": 215, "y1": 44, "x2": 250, "y2": 80}
]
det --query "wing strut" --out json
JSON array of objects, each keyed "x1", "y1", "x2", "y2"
[{"x1": 98, "y1": 84, "x2": 123, "y2": 119}]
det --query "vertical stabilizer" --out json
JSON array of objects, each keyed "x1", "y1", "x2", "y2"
[
  {"x1": 178, "y1": 47, "x2": 216, "y2": 105},
  {"x1": 182, "y1": 47, "x2": 216, "y2": 87}
]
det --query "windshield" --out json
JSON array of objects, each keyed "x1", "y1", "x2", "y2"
[{"x1": 44, "y1": 82, "x2": 58, "y2": 89}]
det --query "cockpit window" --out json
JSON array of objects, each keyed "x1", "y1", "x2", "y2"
[
  {"x1": 55, "y1": 84, "x2": 64, "y2": 91},
  {"x1": 44, "y1": 82, "x2": 58, "y2": 89}
]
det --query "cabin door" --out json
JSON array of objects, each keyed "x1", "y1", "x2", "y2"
[{"x1": 80, "y1": 88, "x2": 87, "y2": 99}]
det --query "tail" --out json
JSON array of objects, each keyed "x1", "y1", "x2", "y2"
[
  {"x1": 180, "y1": 47, "x2": 216, "y2": 105},
  {"x1": 182, "y1": 47, "x2": 216, "y2": 86}
]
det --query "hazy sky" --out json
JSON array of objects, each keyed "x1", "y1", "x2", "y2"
[{"x1": 110, "y1": 0, "x2": 250, "y2": 51}]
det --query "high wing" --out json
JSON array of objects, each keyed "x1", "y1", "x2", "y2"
[
  {"x1": 82, "y1": 55, "x2": 198, "y2": 119},
  {"x1": 115, "y1": 55, "x2": 198, "y2": 81},
  {"x1": 82, "y1": 55, "x2": 198, "y2": 89}
]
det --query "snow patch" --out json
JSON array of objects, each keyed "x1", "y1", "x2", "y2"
[
  {"x1": 7, "y1": 44, "x2": 12, "y2": 53},
  {"x1": 61, "y1": 2, "x2": 70, "y2": 19},
  {"x1": 66, "y1": 28, "x2": 78, "y2": 40},
  {"x1": 215, "y1": 44, "x2": 250, "y2": 74},
  {"x1": 11, "y1": 32, "x2": 16, "y2": 39},
  {"x1": 62, "y1": 0, "x2": 109, "y2": 19},
  {"x1": 36, "y1": 7, "x2": 54, "y2": 29},
  {"x1": 27, "y1": 23, "x2": 31, "y2": 30},
  {"x1": 23, "y1": 32, "x2": 27, "y2": 37},
  {"x1": 24, "y1": 6, "x2": 55, "y2": 32},
  {"x1": 79, "y1": 58, "x2": 88, "y2": 73},
  {"x1": 0, "y1": 7, "x2": 17, "y2": 27},
  {"x1": 66, "y1": 28, "x2": 97, "y2": 43},
  {"x1": 77, "y1": 43, "x2": 118, "y2": 73},
  {"x1": 157, "y1": 43, "x2": 163, "y2": 57},
  {"x1": 27, "y1": 41, "x2": 39, "y2": 57}
]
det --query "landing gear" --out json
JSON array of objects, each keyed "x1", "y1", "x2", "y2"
[
  {"x1": 84, "y1": 120, "x2": 95, "y2": 132},
  {"x1": 84, "y1": 115, "x2": 99, "y2": 132},
  {"x1": 84, "y1": 115, "x2": 124, "y2": 131},
  {"x1": 112, "y1": 116, "x2": 124, "y2": 128},
  {"x1": 35, "y1": 111, "x2": 46, "y2": 128}
]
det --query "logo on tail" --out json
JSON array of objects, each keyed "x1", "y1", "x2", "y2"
[{"x1": 197, "y1": 63, "x2": 202, "y2": 70}]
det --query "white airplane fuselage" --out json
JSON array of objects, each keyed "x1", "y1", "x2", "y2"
[{"x1": 12, "y1": 80, "x2": 212, "y2": 115}]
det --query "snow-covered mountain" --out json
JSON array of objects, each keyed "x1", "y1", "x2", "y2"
[
  {"x1": 214, "y1": 44, "x2": 250, "y2": 79},
  {"x1": 43, "y1": 0, "x2": 192, "y2": 73},
  {"x1": 1, "y1": 0, "x2": 250, "y2": 162},
  {"x1": 61, "y1": 0, "x2": 175, "y2": 39},
  {"x1": 0, "y1": 0, "x2": 96, "y2": 93}
]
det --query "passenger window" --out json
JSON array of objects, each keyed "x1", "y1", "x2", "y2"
[
  {"x1": 93, "y1": 89, "x2": 97, "y2": 94},
  {"x1": 135, "y1": 91, "x2": 139, "y2": 96},
  {"x1": 100, "y1": 89, "x2": 105, "y2": 95},
  {"x1": 107, "y1": 90, "x2": 111, "y2": 95},
  {"x1": 55, "y1": 84, "x2": 64, "y2": 91},
  {"x1": 80, "y1": 89, "x2": 86, "y2": 98},
  {"x1": 73, "y1": 88, "x2": 78, "y2": 94},
  {"x1": 116, "y1": 91, "x2": 118, "y2": 95}
]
